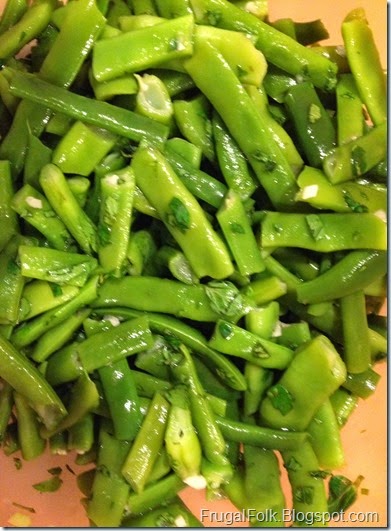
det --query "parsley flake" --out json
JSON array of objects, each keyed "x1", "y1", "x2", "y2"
[
  {"x1": 267, "y1": 384, "x2": 294, "y2": 415},
  {"x1": 294, "y1": 485, "x2": 314, "y2": 505},
  {"x1": 166, "y1": 197, "x2": 191, "y2": 233},
  {"x1": 32, "y1": 476, "x2": 63, "y2": 493},
  {"x1": 305, "y1": 214, "x2": 325, "y2": 241},
  {"x1": 343, "y1": 192, "x2": 368, "y2": 213}
]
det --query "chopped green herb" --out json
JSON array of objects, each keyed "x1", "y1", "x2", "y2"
[
  {"x1": 305, "y1": 214, "x2": 325, "y2": 241},
  {"x1": 327, "y1": 474, "x2": 361, "y2": 513},
  {"x1": 205, "y1": 280, "x2": 248, "y2": 320},
  {"x1": 205, "y1": 9, "x2": 222, "y2": 26},
  {"x1": 98, "y1": 224, "x2": 111, "y2": 246},
  {"x1": 13, "y1": 457, "x2": 22, "y2": 470},
  {"x1": 32, "y1": 476, "x2": 63, "y2": 493},
  {"x1": 237, "y1": 64, "x2": 249, "y2": 79},
  {"x1": 50, "y1": 283, "x2": 63, "y2": 297},
  {"x1": 351, "y1": 145, "x2": 367, "y2": 176},
  {"x1": 252, "y1": 342, "x2": 270, "y2": 359},
  {"x1": 294, "y1": 485, "x2": 314, "y2": 505},
  {"x1": 251, "y1": 150, "x2": 277, "y2": 172},
  {"x1": 12, "y1": 502, "x2": 36, "y2": 514},
  {"x1": 48, "y1": 466, "x2": 62, "y2": 476},
  {"x1": 103, "y1": 195, "x2": 119, "y2": 225},
  {"x1": 284, "y1": 456, "x2": 302, "y2": 472},
  {"x1": 219, "y1": 321, "x2": 233, "y2": 339},
  {"x1": 309, "y1": 469, "x2": 331, "y2": 479},
  {"x1": 230, "y1": 222, "x2": 245, "y2": 234},
  {"x1": 66, "y1": 464, "x2": 76, "y2": 475},
  {"x1": 166, "y1": 197, "x2": 191, "y2": 233},
  {"x1": 343, "y1": 192, "x2": 368, "y2": 213},
  {"x1": 267, "y1": 384, "x2": 294, "y2": 415}
]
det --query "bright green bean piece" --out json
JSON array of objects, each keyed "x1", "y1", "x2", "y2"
[
  {"x1": 0, "y1": 333, "x2": 67, "y2": 429},
  {"x1": 14, "y1": 391, "x2": 46, "y2": 460},
  {"x1": 121, "y1": 392, "x2": 170, "y2": 493},
  {"x1": 92, "y1": 15, "x2": 194, "y2": 82},
  {"x1": 260, "y1": 334, "x2": 346, "y2": 431},
  {"x1": 209, "y1": 319, "x2": 294, "y2": 370},
  {"x1": 261, "y1": 211, "x2": 387, "y2": 252},
  {"x1": 131, "y1": 143, "x2": 234, "y2": 279},
  {"x1": 0, "y1": 160, "x2": 18, "y2": 252},
  {"x1": 308, "y1": 400, "x2": 345, "y2": 470},
  {"x1": 342, "y1": 9, "x2": 387, "y2": 126}
]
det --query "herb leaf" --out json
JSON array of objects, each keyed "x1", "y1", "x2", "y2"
[
  {"x1": 306, "y1": 214, "x2": 325, "y2": 241},
  {"x1": 166, "y1": 197, "x2": 191, "y2": 233},
  {"x1": 32, "y1": 476, "x2": 63, "y2": 493},
  {"x1": 267, "y1": 384, "x2": 294, "y2": 415}
]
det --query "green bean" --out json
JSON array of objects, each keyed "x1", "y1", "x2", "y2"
[
  {"x1": 130, "y1": 0, "x2": 158, "y2": 16},
  {"x1": 99, "y1": 359, "x2": 143, "y2": 441},
  {"x1": 18, "y1": 245, "x2": 97, "y2": 287},
  {"x1": 39, "y1": 163, "x2": 98, "y2": 255},
  {"x1": 212, "y1": 111, "x2": 257, "y2": 200},
  {"x1": 184, "y1": 35, "x2": 299, "y2": 209},
  {"x1": 308, "y1": 400, "x2": 345, "y2": 470},
  {"x1": 342, "y1": 9, "x2": 387, "y2": 126},
  {"x1": 261, "y1": 211, "x2": 386, "y2": 252},
  {"x1": 52, "y1": 121, "x2": 117, "y2": 176},
  {"x1": 0, "y1": 0, "x2": 27, "y2": 35},
  {"x1": 260, "y1": 334, "x2": 346, "y2": 431},
  {"x1": 209, "y1": 319, "x2": 294, "y2": 370},
  {"x1": 284, "y1": 81, "x2": 336, "y2": 168},
  {"x1": 0, "y1": 235, "x2": 30, "y2": 326},
  {"x1": 0, "y1": 0, "x2": 54, "y2": 60},
  {"x1": 296, "y1": 250, "x2": 387, "y2": 304},
  {"x1": 87, "y1": 424, "x2": 131, "y2": 527},
  {"x1": 0, "y1": 333, "x2": 66, "y2": 429},
  {"x1": 11, "y1": 274, "x2": 98, "y2": 349},
  {"x1": 126, "y1": 473, "x2": 184, "y2": 516},
  {"x1": 0, "y1": 0, "x2": 106, "y2": 177},
  {"x1": 41, "y1": 372, "x2": 100, "y2": 438},
  {"x1": 155, "y1": 0, "x2": 192, "y2": 17},
  {"x1": 67, "y1": 413, "x2": 94, "y2": 454},
  {"x1": 45, "y1": 315, "x2": 153, "y2": 385},
  {"x1": 336, "y1": 74, "x2": 365, "y2": 145},
  {"x1": 135, "y1": 73, "x2": 174, "y2": 126},
  {"x1": 126, "y1": 229, "x2": 158, "y2": 276},
  {"x1": 342, "y1": 367, "x2": 381, "y2": 399},
  {"x1": 329, "y1": 388, "x2": 358, "y2": 427},
  {"x1": 188, "y1": 0, "x2": 338, "y2": 91},
  {"x1": 122, "y1": 497, "x2": 202, "y2": 528},
  {"x1": 67, "y1": 177, "x2": 91, "y2": 208},
  {"x1": 13, "y1": 391, "x2": 46, "y2": 461},
  {"x1": 165, "y1": 137, "x2": 202, "y2": 168},
  {"x1": 0, "y1": 160, "x2": 18, "y2": 252},
  {"x1": 149, "y1": 68, "x2": 195, "y2": 97},
  {"x1": 92, "y1": 15, "x2": 194, "y2": 82},
  {"x1": 22, "y1": 132, "x2": 53, "y2": 188},
  {"x1": 133, "y1": 369, "x2": 173, "y2": 398},
  {"x1": 215, "y1": 416, "x2": 307, "y2": 451},
  {"x1": 121, "y1": 392, "x2": 170, "y2": 493},
  {"x1": 94, "y1": 307, "x2": 247, "y2": 390},
  {"x1": 217, "y1": 189, "x2": 265, "y2": 277},
  {"x1": 277, "y1": 322, "x2": 311, "y2": 350},
  {"x1": 132, "y1": 143, "x2": 234, "y2": 279},
  {"x1": 164, "y1": 141, "x2": 227, "y2": 208},
  {"x1": 241, "y1": 274, "x2": 288, "y2": 305},
  {"x1": 340, "y1": 290, "x2": 371, "y2": 374},
  {"x1": 281, "y1": 440, "x2": 329, "y2": 527},
  {"x1": 170, "y1": 344, "x2": 231, "y2": 471},
  {"x1": 295, "y1": 165, "x2": 387, "y2": 214},
  {"x1": 155, "y1": 245, "x2": 199, "y2": 285},
  {"x1": 18, "y1": 280, "x2": 79, "y2": 322},
  {"x1": 98, "y1": 165, "x2": 135, "y2": 275},
  {"x1": 165, "y1": 386, "x2": 205, "y2": 489},
  {"x1": 0, "y1": 381, "x2": 14, "y2": 442},
  {"x1": 322, "y1": 122, "x2": 387, "y2": 184},
  {"x1": 7, "y1": 68, "x2": 169, "y2": 146},
  {"x1": 243, "y1": 364, "x2": 273, "y2": 418}
]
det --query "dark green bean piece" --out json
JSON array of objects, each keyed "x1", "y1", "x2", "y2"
[
  {"x1": 14, "y1": 391, "x2": 46, "y2": 461},
  {"x1": 99, "y1": 359, "x2": 143, "y2": 441},
  {"x1": 329, "y1": 388, "x2": 358, "y2": 427},
  {"x1": 342, "y1": 367, "x2": 381, "y2": 399},
  {"x1": 121, "y1": 392, "x2": 170, "y2": 493},
  {"x1": 0, "y1": 160, "x2": 18, "y2": 252},
  {"x1": 127, "y1": 473, "x2": 184, "y2": 516},
  {"x1": 67, "y1": 413, "x2": 95, "y2": 455},
  {"x1": 0, "y1": 381, "x2": 13, "y2": 443},
  {"x1": 40, "y1": 372, "x2": 99, "y2": 438},
  {"x1": 7, "y1": 68, "x2": 169, "y2": 146},
  {"x1": 340, "y1": 290, "x2": 371, "y2": 374},
  {"x1": 87, "y1": 424, "x2": 131, "y2": 527},
  {"x1": 0, "y1": 333, "x2": 67, "y2": 430},
  {"x1": 260, "y1": 335, "x2": 346, "y2": 431},
  {"x1": 308, "y1": 400, "x2": 344, "y2": 470},
  {"x1": 93, "y1": 307, "x2": 247, "y2": 391},
  {"x1": 296, "y1": 250, "x2": 387, "y2": 304},
  {"x1": 189, "y1": 0, "x2": 338, "y2": 90},
  {"x1": 45, "y1": 315, "x2": 153, "y2": 385},
  {"x1": 0, "y1": 0, "x2": 27, "y2": 34},
  {"x1": 284, "y1": 81, "x2": 336, "y2": 167},
  {"x1": 215, "y1": 416, "x2": 307, "y2": 451},
  {"x1": 281, "y1": 440, "x2": 328, "y2": 527},
  {"x1": 122, "y1": 497, "x2": 202, "y2": 528}
]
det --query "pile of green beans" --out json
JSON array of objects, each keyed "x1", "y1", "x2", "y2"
[{"x1": 0, "y1": 0, "x2": 387, "y2": 527}]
